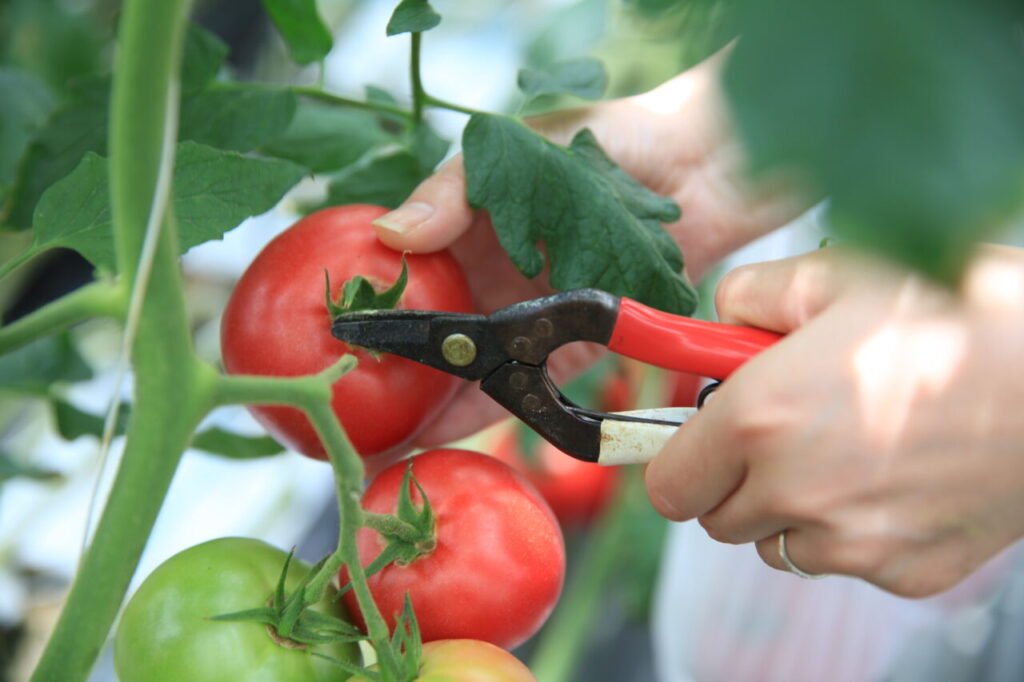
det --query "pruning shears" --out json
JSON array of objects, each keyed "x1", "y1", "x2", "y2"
[{"x1": 331, "y1": 289, "x2": 781, "y2": 465}]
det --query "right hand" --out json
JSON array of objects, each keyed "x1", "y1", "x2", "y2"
[{"x1": 377, "y1": 50, "x2": 805, "y2": 448}]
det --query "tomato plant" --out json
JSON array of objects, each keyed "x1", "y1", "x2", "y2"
[
  {"x1": 114, "y1": 537, "x2": 360, "y2": 682},
  {"x1": 351, "y1": 640, "x2": 537, "y2": 682},
  {"x1": 220, "y1": 204, "x2": 473, "y2": 462},
  {"x1": 341, "y1": 449, "x2": 565, "y2": 651},
  {"x1": 488, "y1": 423, "x2": 619, "y2": 528}
]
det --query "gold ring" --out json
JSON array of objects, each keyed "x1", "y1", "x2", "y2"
[{"x1": 778, "y1": 530, "x2": 828, "y2": 580}]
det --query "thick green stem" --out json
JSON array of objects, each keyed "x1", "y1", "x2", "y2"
[
  {"x1": 0, "y1": 280, "x2": 126, "y2": 354},
  {"x1": 29, "y1": 0, "x2": 198, "y2": 679},
  {"x1": 423, "y1": 94, "x2": 485, "y2": 117}
]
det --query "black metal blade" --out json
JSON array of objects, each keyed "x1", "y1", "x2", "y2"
[{"x1": 331, "y1": 310, "x2": 501, "y2": 380}]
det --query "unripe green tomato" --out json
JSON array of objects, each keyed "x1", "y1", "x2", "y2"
[{"x1": 115, "y1": 537, "x2": 359, "y2": 682}]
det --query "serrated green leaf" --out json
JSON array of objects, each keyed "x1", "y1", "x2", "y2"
[
  {"x1": 260, "y1": 0, "x2": 333, "y2": 65},
  {"x1": 261, "y1": 101, "x2": 393, "y2": 173},
  {"x1": 386, "y1": 0, "x2": 442, "y2": 36},
  {"x1": 324, "y1": 146, "x2": 426, "y2": 209},
  {"x1": 463, "y1": 113, "x2": 697, "y2": 315},
  {"x1": 172, "y1": 141, "x2": 307, "y2": 253},
  {"x1": 0, "y1": 333, "x2": 91, "y2": 394},
  {"x1": 179, "y1": 85, "x2": 297, "y2": 153},
  {"x1": 182, "y1": 23, "x2": 229, "y2": 94},
  {"x1": 0, "y1": 68, "x2": 56, "y2": 206},
  {"x1": 724, "y1": 0, "x2": 1024, "y2": 283},
  {"x1": 30, "y1": 142, "x2": 306, "y2": 270},
  {"x1": 7, "y1": 82, "x2": 109, "y2": 229},
  {"x1": 190, "y1": 427, "x2": 284, "y2": 459},
  {"x1": 51, "y1": 399, "x2": 129, "y2": 440},
  {"x1": 0, "y1": 451, "x2": 62, "y2": 484},
  {"x1": 517, "y1": 57, "x2": 607, "y2": 103}
]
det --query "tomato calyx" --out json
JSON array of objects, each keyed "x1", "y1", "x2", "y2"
[
  {"x1": 325, "y1": 255, "x2": 409, "y2": 319},
  {"x1": 211, "y1": 549, "x2": 367, "y2": 654},
  {"x1": 343, "y1": 461, "x2": 437, "y2": 593}
]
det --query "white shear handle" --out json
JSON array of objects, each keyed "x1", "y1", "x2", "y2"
[{"x1": 596, "y1": 407, "x2": 698, "y2": 466}]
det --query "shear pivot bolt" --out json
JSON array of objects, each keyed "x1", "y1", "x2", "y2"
[{"x1": 442, "y1": 333, "x2": 476, "y2": 367}]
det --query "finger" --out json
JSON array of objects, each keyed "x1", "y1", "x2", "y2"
[
  {"x1": 644, "y1": 393, "x2": 748, "y2": 522},
  {"x1": 373, "y1": 156, "x2": 475, "y2": 253},
  {"x1": 714, "y1": 249, "x2": 849, "y2": 332}
]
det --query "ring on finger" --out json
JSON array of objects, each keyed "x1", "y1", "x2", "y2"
[{"x1": 778, "y1": 529, "x2": 828, "y2": 580}]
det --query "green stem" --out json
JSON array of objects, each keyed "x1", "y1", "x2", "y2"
[
  {"x1": 30, "y1": 0, "x2": 198, "y2": 679},
  {"x1": 529, "y1": 473, "x2": 637, "y2": 682},
  {"x1": 410, "y1": 32, "x2": 425, "y2": 123},
  {"x1": 294, "y1": 86, "x2": 414, "y2": 121},
  {"x1": 211, "y1": 359, "x2": 404, "y2": 682},
  {"x1": 0, "y1": 280, "x2": 126, "y2": 354},
  {"x1": 0, "y1": 244, "x2": 43, "y2": 282},
  {"x1": 423, "y1": 94, "x2": 486, "y2": 116},
  {"x1": 362, "y1": 512, "x2": 423, "y2": 544}
]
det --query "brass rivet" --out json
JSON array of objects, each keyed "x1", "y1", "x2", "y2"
[
  {"x1": 534, "y1": 318, "x2": 554, "y2": 337},
  {"x1": 442, "y1": 333, "x2": 477, "y2": 367},
  {"x1": 522, "y1": 394, "x2": 542, "y2": 412}
]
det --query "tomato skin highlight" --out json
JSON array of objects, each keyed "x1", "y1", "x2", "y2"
[
  {"x1": 220, "y1": 204, "x2": 473, "y2": 461},
  {"x1": 341, "y1": 449, "x2": 566, "y2": 651},
  {"x1": 350, "y1": 640, "x2": 537, "y2": 682},
  {"x1": 114, "y1": 537, "x2": 360, "y2": 682}
]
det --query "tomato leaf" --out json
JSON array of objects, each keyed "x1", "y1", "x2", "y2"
[
  {"x1": 725, "y1": 0, "x2": 1024, "y2": 283},
  {"x1": 517, "y1": 57, "x2": 608, "y2": 103},
  {"x1": 51, "y1": 399, "x2": 129, "y2": 440},
  {"x1": 259, "y1": 0, "x2": 333, "y2": 65},
  {"x1": 30, "y1": 143, "x2": 306, "y2": 271},
  {"x1": 190, "y1": 427, "x2": 284, "y2": 459},
  {"x1": 463, "y1": 114, "x2": 697, "y2": 315},
  {"x1": 0, "y1": 68, "x2": 56, "y2": 210},
  {"x1": 181, "y1": 23, "x2": 229, "y2": 95},
  {"x1": 322, "y1": 140, "x2": 443, "y2": 210},
  {"x1": 386, "y1": 0, "x2": 442, "y2": 36},
  {"x1": 0, "y1": 451, "x2": 61, "y2": 484},
  {"x1": 0, "y1": 334, "x2": 91, "y2": 394},
  {"x1": 179, "y1": 85, "x2": 297, "y2": 153},
  {"x1": 261, "y1": 101, "x2": 393, "y2": 173}
]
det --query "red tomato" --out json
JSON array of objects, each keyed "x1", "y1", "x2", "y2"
[
  {"x1": 350, "y1": 640, "x2": 536, "y2": 681},
  {"x1": 488, "y1": 424, "x2": 618, "y2": 527},
  {"x1": 220, "y1": 205, "x2": 473, "y2": 462},
  {"x1": 341, "y1": 449, "x2": 565, "y2": 650}
]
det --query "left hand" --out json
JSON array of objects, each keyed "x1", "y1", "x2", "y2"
[{"x1": 645, "y1": 246, "x2": 1024, "y2": 597}]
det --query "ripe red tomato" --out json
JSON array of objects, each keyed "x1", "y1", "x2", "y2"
[
  {"x1": 341, "y1": 449, "x2": 565, "y2": 650},
  {"x1": 488, "y1": 423, "x2": 618, "y2": 527},
  {"x1": 220, "y1": 205, "x2": 473, "y2": 462},
  {"x1": 349, "y1": 640, "x2": 536, "y2": 681}
]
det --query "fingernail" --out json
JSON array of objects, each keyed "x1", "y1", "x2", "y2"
[{"x1": 373, "y1": 202, "x2": 435, "y2": 235}]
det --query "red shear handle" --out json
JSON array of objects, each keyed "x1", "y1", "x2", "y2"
[{"x1": 608, "y1": 297, "x2": 782, "y2": 379}]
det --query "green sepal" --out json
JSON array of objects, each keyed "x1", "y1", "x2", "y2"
[
  {"x1": 313, "y1": 652, "x2": 379, "y2": 679},
  {"x1": 325, "y1": 255, "x2": 409, "y2": 319},
  {"x1": 392, "y1": 593, "x2": 423, "y2": 679}
]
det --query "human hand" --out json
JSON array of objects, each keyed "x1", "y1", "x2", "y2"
[
  {"x1": 377, "y1": 51, "x2": 804, "y2": 447},
  {"x1": 645, "y1": 246, "x2": 1024, "y2": 597}
]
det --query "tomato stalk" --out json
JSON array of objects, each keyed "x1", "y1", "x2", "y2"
[
  {"x1": 211, "y1": 358, "x2": 406, "y2": 682},
  {"x1": 294, "y1": 86, "x2": 415, "y2": 121},
  {"x1": 29, "y1": 0, "x2": 202, "y2": 678},
  {"x1": 410, "y1": 32, "x2": 425, "y2": 123}
]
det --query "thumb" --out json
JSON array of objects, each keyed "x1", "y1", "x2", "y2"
[{"x1": 372, "y1": 155, "x2": 476, "y2": 254}]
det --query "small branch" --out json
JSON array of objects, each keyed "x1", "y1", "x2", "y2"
[
  {"x1": 410, "y1": 33, "x2": 425, "y2": 123},
  {"x1": 422, "y1": 94, "x2": 487, "y2": 117},
  {"x1": 0, "y1": 280, "x2": 127, "y2": 355},
  {"x1": 293, "y1": 86, "x2": 415, "y2": 121}
]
